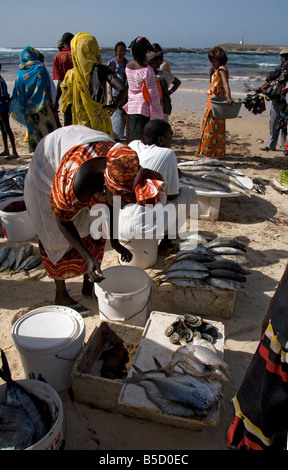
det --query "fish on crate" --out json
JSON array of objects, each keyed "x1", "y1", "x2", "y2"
[
  {"x1": 0, "y1": 349, "x2": 53, "y2": 450},
  {"x1": 126, "y1": 363, "x2": 222, "y2": 418},
  {"x1": 164, "y1": 345, "x2": 231, "y2": 382}
]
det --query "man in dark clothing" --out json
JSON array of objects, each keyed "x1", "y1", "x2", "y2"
[{"x1": 52, "y1": 32, "x2": 74, "y2": 125}]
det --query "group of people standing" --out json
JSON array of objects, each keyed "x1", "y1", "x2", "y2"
[{"x1": 2, "y1": 32, "x2": 189, "y2": 315}]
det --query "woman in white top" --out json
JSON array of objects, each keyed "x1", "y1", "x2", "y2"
[
  {"x1": 123, "y1": 120, "x2": 197, "y2": 254},
  {"x1": 123, "y1": 37, "x2": 164, "y2": 142}
]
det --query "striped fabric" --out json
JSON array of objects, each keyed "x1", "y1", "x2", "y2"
[
  {"x1": 227, "y1": 321, "x2": 288, "y2": 450},
  {"x1": 123, "y1": 66, "x2": 164, "y2": 120}
]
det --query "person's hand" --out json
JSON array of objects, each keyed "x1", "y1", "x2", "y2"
[
  {"x1": 87, "y1": 255, "x2": 105, "y2": 283},
  {"x1": 227, "y1": 97, "x2": 234, "y2": 106},
  {"x1": 103, "y1": 103, "x2": 117, "y2": 116},
  {"x1": 117, "y1": 245, "x2": 133, "y2": 263}
]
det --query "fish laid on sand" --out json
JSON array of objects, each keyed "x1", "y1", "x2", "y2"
[
  {"x1": 0, "y1": 349, "x2": 53, "y2": 450},
  {"x1": 0, "y1": 245, "x2": 42, "y2": 273}
]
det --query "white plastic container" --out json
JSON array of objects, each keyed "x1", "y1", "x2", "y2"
[
  {"x1": 12, "y1": 306, "x2": 85, "y2": 392},
  {"x1": 94, "y1": 266, "x2": 151, "y2": 327},
  {"x1": 210, "y1": 97, "x2": 242, "y2": 119},
  {"x1": 0, "y1": 196, "x2": 36, "y2": 241},
  {"x1": 0, "y1": 379, "x2": 65, "y2": 450},
  {"x1": 118, "y1": 238, "x2": 158, "y2": 269}
]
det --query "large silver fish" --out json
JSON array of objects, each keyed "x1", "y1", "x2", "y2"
[
  {"x1": 14, "y1": 245, "x2": 33, "y2": 271},
  {"x1": 0, "y1": 247, "x2": 11, "y2": 265},
  {"x1": 0, "y1": 349, "x2": 52, "y2": 450},
  {"x1": 127, "y1": 366, "x2": 221, "y2": 417},
  {"x1": 203, "y1": 259, "x2": 250, "y2": 275},
  {"x1": 204, "y1": 237, "x2": 247, "y2": 252},
  {"x1": 208, "y1": 269, "x2": 246, "y2": 282},
  {"x1": 205, "y1": 277, "x2": 245, "y2": 290},
  {"x1": 165, "y1": 345, "x2": 230, "y2": 381}
]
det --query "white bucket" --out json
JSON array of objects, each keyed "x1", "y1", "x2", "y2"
[
  {"x1": 0, "y1": 196, "x2": 36, "y2": 242},
  {"x1": 94, "y1": 266, "x2": 151, "y2": 327},
  {"x1": 12, "y1": 306, "x2": 85, "y2": 392},
  {"x1": 119, "y1": 238, "x2": 158, "y2": 269},
  {"x1": 0, "y1": 379, "x2": 65, "y2": 450}
]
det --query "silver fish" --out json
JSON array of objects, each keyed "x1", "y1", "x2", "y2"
[
  {"x1": 127, "y1": 368, "x2": 220, "y2": 417},
  {"x1": 0, "y1": 403, "x2": 35, "y2": 450},
  {"x1": 162, "y1": 260, "x2": 209, "y2": 273},
  {"x1": 163, "y1": 278, "x2": 207, "y2": 288},
  {"x1": 0, "y1": 257, "x2": 9, "y2": 272},
  {"x1": 15, "y1": 255, "x2": 41, "y2": 272},
  {"x1": 0, "y1": 349, "x2": 51, "y2": 449},
  {"x1": 204, "y1": 237, "x2": 247, "y2": 252},
  {"x1": 23, "y1": 255, "x2": 42, "y2": 271},
  {"x1": 205, "y1": 277, "x2": 245, "y2": 290},
  {"x1": 165, "y1": 345, "x2": 230, "y2": 381},
  {"x1": 203, "y1": 259, "x2": 250, "y2": 274},
  {"x1": 7, "y1": 249, "x2": 16, "y2": 269},
  {"x1": 14, "y1": 245, "x2": 33, "y2": 270},
  {"x1": 208, "y1": 269, "x2": 246, "y2": 282},
  {"x1": 180, "y1": 174, "x2": 229, "y2": 192},
  {"x1": 159, "y1": 270, "x2": 209, "y2": 283},
  {"x1": 209, "y1": 246, "x2": 247, "y2": 255},
  {"x1": 0, "y1": 247, "x2": 11, "y2": 264}
]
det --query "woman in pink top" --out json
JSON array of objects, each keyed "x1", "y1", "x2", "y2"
[{"x1": 123, "y1": 37, "x2": 164, "y2": 142}]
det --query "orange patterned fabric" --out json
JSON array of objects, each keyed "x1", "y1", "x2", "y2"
[
  {"x1": 39, "y1": 236, "x2": 105, "y2": 280},
  {"x1": 104, "y1": 145, "x2": 165, "y2": 205},
  {"x1": 46, "y1": 140, "x2": 114, "y2": 279},
  {"x1": 198, "y1": 66, "x2": 228, "y2": 158},
  {"x1": 50, "y1": 141, "x2": 114, "y2": 221}
]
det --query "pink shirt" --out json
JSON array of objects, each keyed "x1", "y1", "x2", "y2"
[{"x1": 123, "y1": 65, "x2": 164, "y2": 120}]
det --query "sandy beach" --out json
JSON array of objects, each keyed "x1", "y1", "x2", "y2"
[{"x1": 0, "y1": 90, "x2": 288, "y2": 451}]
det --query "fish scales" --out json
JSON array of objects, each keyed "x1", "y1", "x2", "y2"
[
  {"x1": 208, "y1": 269, "x2": 247, "y2": 282},
  {"x1": 204, "y1": 237, "x2": 246, "y2": 251}
]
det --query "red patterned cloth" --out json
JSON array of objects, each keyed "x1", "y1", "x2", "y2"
[{"x1": 104, "y1": 145, "x2": 165, "y2": 205}]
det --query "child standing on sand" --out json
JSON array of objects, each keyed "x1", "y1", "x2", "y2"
[{"x1": 0, "y1": 64, "x2": 18, "y2": 159}]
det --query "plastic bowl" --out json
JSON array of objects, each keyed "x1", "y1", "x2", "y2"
[{"x1": 210, "y1": 97, "x2": 242, "y2": 119}]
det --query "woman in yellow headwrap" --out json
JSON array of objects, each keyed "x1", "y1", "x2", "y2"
[{"x1": 61, "y1": 32, "x2": 127, "y2": 136}]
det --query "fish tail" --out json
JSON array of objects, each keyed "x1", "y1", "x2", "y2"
[{"x1": 0, "y1": 349, "x2": 13, "y2": 384}]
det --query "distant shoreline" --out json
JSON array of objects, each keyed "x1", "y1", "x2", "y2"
[{"x1": 102, "y1": 43, "x2": 288, "y2": 55}]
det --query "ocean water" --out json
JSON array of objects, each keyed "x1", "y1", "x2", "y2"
[{"x1": 0, "y1": 46, "x2": 280, "y2": 92}]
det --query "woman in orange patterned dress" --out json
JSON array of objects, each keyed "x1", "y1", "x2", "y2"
[
  {"x1": 24, "y1": 125, "x2": 164, "y2": 313},
  {"x1": 198, "y1": 47, "x2": 233, "y2": 158}
]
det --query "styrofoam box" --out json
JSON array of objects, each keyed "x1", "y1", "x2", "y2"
[
  {"x1": 71, "y1": 321, "x2": 144, "y2": 411},
  {"x1": 118, "y1": 311, "x2": 225, "y2": 430},
  {"x1": 197, "y1": 195, "x2": 221, "y2": 221}
]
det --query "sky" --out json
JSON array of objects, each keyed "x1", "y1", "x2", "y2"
[{"x1": 1, "y1": 0, "x2": 288, "y2": 49}]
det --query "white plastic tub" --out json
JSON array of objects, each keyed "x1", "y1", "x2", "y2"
[
  {"x1": 12, "y1": 306, "x2": 85, "y2": 392},
  {"x1": 94, "y1": 266, "x2": 151, "y2": 327},
  {"x1": 118, "y1": 238, "x2": 158, "y2": 269},
  {"x1": 0, "y1": 379, "x2": 65, "y2": 450},
  {"x1": 210, "y1": 97, "x2": 242, "y2": 119},
  {"x1": 0, "y1": 196, "x2": 36, "y2": 241}
]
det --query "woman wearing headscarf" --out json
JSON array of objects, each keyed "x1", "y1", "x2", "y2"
[
  {"x1": 9, "y1": 46, "x2": 57, "y2": 152},
  {"x1": 61, "y1": 32, "x2": 127, "y2": 136},
  {"x1": 24, "y1": 125, "x2": 163, "y2": 314}
]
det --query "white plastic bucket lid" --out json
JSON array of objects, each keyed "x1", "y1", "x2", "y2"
[{"x1": 12, "y1": 306, "x2": 85, "y2": 353}]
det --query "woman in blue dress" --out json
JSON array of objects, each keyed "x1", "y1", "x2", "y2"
[{"x1": 107, "y1": 42, "x2": 128, "y2": 141}]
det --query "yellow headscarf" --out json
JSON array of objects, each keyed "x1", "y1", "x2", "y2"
[{"x1": 69, "y1": 32, "x2": 113, "y2": 136}]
